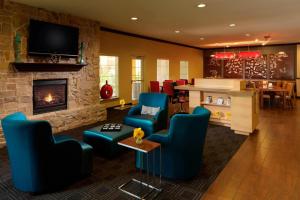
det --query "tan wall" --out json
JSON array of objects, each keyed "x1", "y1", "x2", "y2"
[{"x1": 100, "y1": 31, "x2": 203, "y2": 106}]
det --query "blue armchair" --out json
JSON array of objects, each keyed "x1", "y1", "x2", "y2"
[
  {"x1": 124, "y1": 93, "x2": 168, "y2": 136},
  {"x1": 136, "y1": 106, "x2": 211, "y2": 180},
  {"x1": 1, "y1": 112, "x2": 93, "y2": 193}
]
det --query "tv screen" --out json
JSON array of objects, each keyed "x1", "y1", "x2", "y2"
[{"x1": 28, "y1": 19, "x2": 79, "y2": 57}]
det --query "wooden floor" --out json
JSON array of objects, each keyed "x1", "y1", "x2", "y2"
[{"x1": 201, "y1": 99, "x2": 300, "y2": 200}]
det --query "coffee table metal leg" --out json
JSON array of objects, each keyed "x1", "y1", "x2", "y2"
[
  {"x1": 153, "y1": 148, "x2": 155, "y2": 183},
  {"x1": 147, "y1": 152, "x2": 149, "y2": 187},
  {"x1": 140, "y1": 152, "x2": 143, "y2": 196},
  {"x1": 160, "y1": 146, "x2": 162, "y2": 184},
  {"x1": 118, "y1": 146, "x2": 162, "y2": 199}
]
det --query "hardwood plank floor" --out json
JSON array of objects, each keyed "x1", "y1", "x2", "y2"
[{"x1": 201, "y1": 99, "x2": 300, "y2": 200}]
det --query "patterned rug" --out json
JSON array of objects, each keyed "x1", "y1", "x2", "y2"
[{"x1": 0, "y1": 108, "x2": 246, "y2": 200}]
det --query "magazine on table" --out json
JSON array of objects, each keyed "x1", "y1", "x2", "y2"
[{"x1": 101, "y1": 123, "x2": 122, "y2": 132}]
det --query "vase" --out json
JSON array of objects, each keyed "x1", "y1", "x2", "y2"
[
  {"x1": 79, "y1": 42, "x2": 85, "y2": 64},
  {"x1": 14, "y1": 32, "x2": 21, "y2": 63},
  {"x1": 100, "y1": 80, "x2": 113, "y2": 99},
  {"x1": 135, "y1": 137, "x2": 143, "y2": 144}
]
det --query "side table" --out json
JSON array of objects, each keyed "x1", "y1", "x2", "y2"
[
  {"x1": 113, "y1": 105, "x2": 133, "y2": 110},
  {"x1": 118, "y1": 137, "x2": 162, "y2": 199}
]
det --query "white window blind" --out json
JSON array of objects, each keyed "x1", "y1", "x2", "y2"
[
  {"x1": 157, "y1": 59, "x2": 169, "y2": 85},
  {"x1": 180, "y1": 61, "x2": 189, "y2": 80},
  {"x1": 99, "y1": 56, "x2": 119, "y2": 97},
  {"x1": 132, "y1": 58, "x2": 143, "y2": 100}
]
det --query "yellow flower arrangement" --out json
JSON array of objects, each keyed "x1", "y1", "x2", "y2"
[
  {"x1": 120, "y1": 99, "x2": 125, "y2": 107},
  {"x1": 133, "y1": 128, "x2": 144, "y2": 144},
  {"x1": 225, "y1": 112, "x2": 231, "y2": 120}
]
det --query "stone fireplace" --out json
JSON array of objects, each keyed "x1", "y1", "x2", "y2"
[
  {"x1": 0, "y1": 1, "x2": 107, "y2": 147},
  {"x1": 33, "y1": 79, "x2": 68, "y2": 114}
]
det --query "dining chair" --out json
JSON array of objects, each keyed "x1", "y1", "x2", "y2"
[
  {"x1": 180, "y1": 79, "x2": 188, "y2": 85},
  {"x1": 285, "y1": 82, "x2": 295, "y2": 108},
  {"x1": 149, "y1": 81, "x2": 160, "y2": 93},
  {"x1": 274, "y1": 82, "x2": 295, "y2": 108},
  {"x1": 163, "y1": 81, "x2": 176, "y2": 102},
  {"x1": 164, "y1": 80, "x2": 173, "y2": 83},
  {"x1": 176, "y1": 80, "x2": 188, "y2": 113},
  {"x1": 262, "y1": 92, "x2": 271, "y2": 107}
]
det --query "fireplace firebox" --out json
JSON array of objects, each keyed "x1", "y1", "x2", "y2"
[{"x1": 33, "y1": 79, "x2": 67, "y2": 115}]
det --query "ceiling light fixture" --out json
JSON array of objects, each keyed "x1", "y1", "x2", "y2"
[
  {"x1": 215, "y1": 52, "x2": 235, "y2": 59},
  {"x1": 238, "y1": 51, "x2": 261, "y2": 59},
  {"x1": 131, "y1": 17, "x2": 138, "y2": 21},
  {"x1": 262, "y1": 35, "x2": 271, "y2": 46},
  {"x1": 245, "y1": 33, "x2": 250, "y2": 37},
  {"x1": 200, "y1": 37, "x2": 205, "y2": 40},
  {"x1": 197, "y1": 3, "x2": 206, "y2": 8},
  {"x1": 229, "y1": 23, "x2": 236, "y2": 27},
  {"x1": 175, "y1": 30, "x2": 180, "y2": 34}
]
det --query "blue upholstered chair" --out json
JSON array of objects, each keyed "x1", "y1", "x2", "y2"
[
  {"x1": 136, "y1": 106, "x2": 211, "y2": 180},
  {"x1": 124, "y1": 93, "x2": 168, "y2": 136},
  {"x1": 1, "y1": 112, "x2": 93, "y2": 193}
]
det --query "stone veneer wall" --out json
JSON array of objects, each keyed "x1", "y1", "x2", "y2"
[{"x1": 0, "y1": 0, "x2": 107, "y2": 147}]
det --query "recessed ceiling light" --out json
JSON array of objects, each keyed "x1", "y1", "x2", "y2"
[
  {"x1": 255, "y1": 39, "x2": 259, "y2": 42},
  {"x1": 131, "y1": 17, "x2": 138, "y2": 21},
  {"x1": 197, "y1": 3, "x2": 206, "y2": 8},
  {"x1": 200, "y1": 37, "x2": 205, "y2": 40},
  {"x1": 175, "y1": 30, "x2": 180, "y2": 34},
  {"x1": 245, "y1": 33, "x2": 250, "y2": 37},
  {"x1": 229, "y1": 23, "x2": 236, "y2": 27},
  {"x1": 226, "y1": 45, "x2": 230, "y2": 48}
]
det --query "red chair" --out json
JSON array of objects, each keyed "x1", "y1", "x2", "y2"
[
  {"x1": 176, "y1": 80, "x2": 186, "y2": 86},
  {"x1": 164, "y1": 80, "x2": 173, "y2": 83},
  {"x1": 150, "y1": 81, "x2": 160, "y2": 93},
  {"x1": 176, "y1": 80, "x2": 188, "y2": 113},
  {"x1": 163, "y1": 81, "x2": 175, "y2": 102},
  {"x1": 179, "y1": 79, "x2": 188, "y2": 85}
]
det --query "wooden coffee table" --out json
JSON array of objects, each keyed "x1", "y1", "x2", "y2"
[{"x1": 118, "y1": 137, "x2": 162, "y2": 199}]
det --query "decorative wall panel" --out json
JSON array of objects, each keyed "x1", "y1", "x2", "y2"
[
  {"x1": 204, "y1": 57, "x2": 222, "y2": 78},
  {"x1": 244, "y1": 56, "x2": 267, "y2": 79},
  {"x1": 204, "y1": 45, "x2": 296, "y2": 80},
  {"x1": 223, "y1": 58, "x2": 243, "y2": 79}
]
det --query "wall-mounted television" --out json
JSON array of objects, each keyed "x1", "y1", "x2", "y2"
[{"x1": 28, "y1": 19, "x2": 79, "y2": 57}]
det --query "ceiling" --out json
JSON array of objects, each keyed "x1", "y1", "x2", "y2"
[{"x1": 12, "y1": 0, "x2": 300, "y2": 48}]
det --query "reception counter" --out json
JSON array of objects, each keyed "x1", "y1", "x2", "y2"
[{"x1": 175, "y1": 79, "x2": 259, "y2": 135}]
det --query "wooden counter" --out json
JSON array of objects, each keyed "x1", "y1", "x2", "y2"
[{"x1": 175, "y1": 79, "x2": 259, "y2": 135}]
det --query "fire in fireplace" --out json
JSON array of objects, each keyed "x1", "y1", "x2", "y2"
[{"x1": 33, "y1": 79, "x2": 67, "y2": 114}]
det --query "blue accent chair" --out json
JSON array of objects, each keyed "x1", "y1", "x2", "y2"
[
  {"x1": 124, "y1": 93, "x2": 168, "y2": 136},
  {"x1": 1, "y1": 112, "x2": 93, "y2": 193},
  {"x1": 136, "y1": 106, "x2": 211, "y2": 180}
]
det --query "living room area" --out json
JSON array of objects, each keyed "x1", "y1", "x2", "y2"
[{"x1": 1, "y1": 0, "x2": 300, "y2": 199}]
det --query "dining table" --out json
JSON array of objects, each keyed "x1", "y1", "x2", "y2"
[{"x1": 259, "y1": 87, "x2": 289, "y2": 109}]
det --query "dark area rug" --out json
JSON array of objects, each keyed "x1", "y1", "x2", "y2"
[{"x1": 0, "y1": 108, "x2": 247, "y2": 200}]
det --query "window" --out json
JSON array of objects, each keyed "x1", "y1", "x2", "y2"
[
  {"x1": 132, "y1": 58, "x2": 143, "y2": 100},
  {"x1": 180, "y1": 61, "x2": 189, "y2": 80},
  {"x1": 99, "y1": 56, "x2": 119, "y2": 97},
  {"x1": 157, "y1": 59, "x2": 169, "y2": 85}
]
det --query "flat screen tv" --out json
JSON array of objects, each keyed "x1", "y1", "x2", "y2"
[{"x1": 28, "y1": 19, "x2": 79, "y2": 57}]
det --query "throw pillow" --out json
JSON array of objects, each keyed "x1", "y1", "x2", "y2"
[{"x1": 141, "y1": 105, "x2": 160, "y2": 116}]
